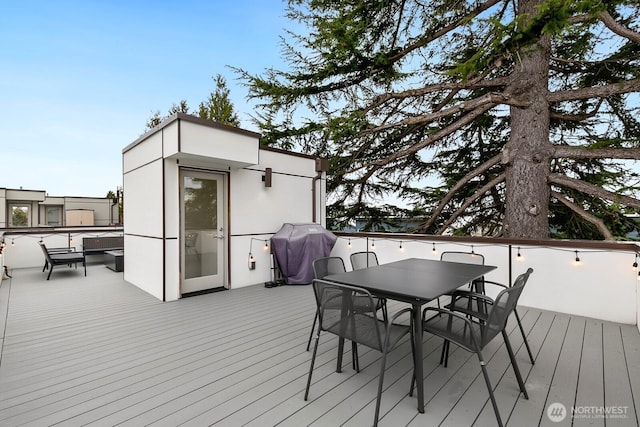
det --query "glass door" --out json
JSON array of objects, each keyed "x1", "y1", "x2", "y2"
[{"x1": 180, "y1": 169, "x2": 226, "y2": 294}]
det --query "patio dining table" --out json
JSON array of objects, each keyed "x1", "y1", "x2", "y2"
[{"x1": 325, "y1": 257, "x2": 497, "y2": 414}]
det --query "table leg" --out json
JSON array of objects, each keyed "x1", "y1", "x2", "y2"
[
  {"x1": 337, "y1": 338, "x2": 345, "y2": 373},
  {"x1": 413, "y1": 303, "x2": 425, "y2": 413}
]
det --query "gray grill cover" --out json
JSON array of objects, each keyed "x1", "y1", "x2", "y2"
[{"x1": 271, "y1": 223, "x2": 337, "y2": 284}]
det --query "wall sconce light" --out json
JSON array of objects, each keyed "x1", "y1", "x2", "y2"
[{"x1": 262, "y1": 167, "x2": 272, "y2": 187}]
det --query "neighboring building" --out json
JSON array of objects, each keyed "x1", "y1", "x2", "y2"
[
  {"x1": 123, "y1": 113, "x2": 328, "y2": 301},
  {"x1": 0, "y1": 188, "x2": 118, "y2": 228}
]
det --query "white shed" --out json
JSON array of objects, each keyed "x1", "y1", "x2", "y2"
[{"x1": 122, "y1": 113, "x2": 327, "y2": 301}]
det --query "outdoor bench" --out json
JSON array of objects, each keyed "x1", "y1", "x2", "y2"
[{"x1": 82, "y1": 236, "x2": 124, "y2": 255}]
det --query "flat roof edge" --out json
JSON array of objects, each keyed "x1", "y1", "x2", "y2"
[{"x1": 123, "y1": 113, "x2": 262, "y2": 154}]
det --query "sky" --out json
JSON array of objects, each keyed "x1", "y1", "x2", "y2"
[{"x1": 1, "y1": 0, "x2": 292, "y2": 197}]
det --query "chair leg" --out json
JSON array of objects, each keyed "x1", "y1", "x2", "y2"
[
  {"x1": 373, "y1": 348, "x2": 390, "y2": 427},
  {"x1": 440, "y1": 340, "x2": 450, "y2": 367},
  {"x1": 502, "y1": 330, "x2": 529, "y2": 399},
  {"x1": 514, "y1": 308, "x2": 535, "y2": 364},
  {"x1": 477, "y1": 351, "x2": 504, "y2": 427},
  {"x1": 381, "y1": 299, "x2": 388, "y2": 322},
  {"x1": 352, "y1": 342, "x2": 360, "y2": 372},
  {"x1": 304, "y1": 331, "x2": 321, "y2": 401},
  {"x1": 46, "y1": 265, "x2": 54, "y2": 280},
  {"x1": 306, "y1": 310, "x2": 318, "y2": 351}
]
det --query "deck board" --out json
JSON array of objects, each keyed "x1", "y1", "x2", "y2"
[{"x1": 0, "y1": 265, "x2": 638, "y2": 426}]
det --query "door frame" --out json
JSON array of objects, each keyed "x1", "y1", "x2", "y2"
[{"x1": 179, "y1": 167, "x2": 229, "y2": 295}]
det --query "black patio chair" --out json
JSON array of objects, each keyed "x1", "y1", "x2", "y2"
[
  {"x1": 306, "y1": 257, "x2": 388, "y2": 371},
  {"x1": 350, "y1": 251, "x2": 388, "y2": 320},
  {"x1": 305, "y1": 279, "x2": 413, "y2": 427},
  {"x1": 306, "y1": 257, "x2": 362, "y2": 371},
  {"x1": 412, "y1": 268, "x2": 534, "y2": 427},
  {"x1": 438, "y1": 251, "x2": 535, "y2": 366},
  {"x1": 349, "y1": 251, "x2": 379, "y2": 270},
  {"x1": 39, "y1": 242, "x2": 86, "y2": 280},
  {"x1": 436, "y1": 251, "x2": 486, "y2": 309}
]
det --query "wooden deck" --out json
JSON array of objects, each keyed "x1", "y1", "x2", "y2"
[{"x1": 0, "y1": 264, "x2": 638, "y2": 427}]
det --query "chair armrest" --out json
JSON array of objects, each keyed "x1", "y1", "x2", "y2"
[
  {"x1": 47, "y1": 247, "x2": 76, "y2": 254},
  {"x1": 450, "y1": 290, "x2": 494, "y2": 310},
  {"x1": 388, "y1": 307, "x2": 413, "y2": 326},
  {"x1": 422, "y1": 306, "x2": 476, "y2": 326},
  {"x1": 481, "y1": 279, "x2": 508, "y2": 289}
]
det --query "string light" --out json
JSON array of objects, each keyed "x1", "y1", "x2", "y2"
[
  {"x1": 264, "y1": 241, "x2": 269, "y2": 250},
  {"x1": 633, "y1": 254, "x2": 638, "y2": 271},
  {"x1": 371, "y1": 239, "x2": 375, "y2": 249},
  {"x1": 248, "y1": 252, "x2": 255, "y2": 270},
  {"x1": 11, "y1": 239, "x2": 15, "y2": 247},
  {"x1": 574, "y1": 250, "x2": 581, "y2": 264},
  {"x1": 432, "y1": 242, "x2": 436, "y2": 253},
  {"x1": 347, "y1": 238, "x2": 352, "y2": 248},
  {"x1": 516, "y1": 247, "x2": 522, "y2": 260},
  {"x1": 471, "y1": 244, "x2": 475, "y2": 255},
  {"x1": 399, "y1": 241, "x2": 404, "y2": 252}
]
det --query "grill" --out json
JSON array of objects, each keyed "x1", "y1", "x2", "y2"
[{"x1": 270, "y1": 223, "x2": 337, "y2": 285}]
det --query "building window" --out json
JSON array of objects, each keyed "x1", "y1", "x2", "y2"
[
  {"x1": 9, "y1": 203, "x2": 30, "y2": 227},
  {"x1": 46, "y1": 206, "x2": 62, "y2": 226}
]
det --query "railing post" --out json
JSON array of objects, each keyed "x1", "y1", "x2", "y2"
[{"x1": 508, "y1": 244, "x2": 512, "y2": 287}]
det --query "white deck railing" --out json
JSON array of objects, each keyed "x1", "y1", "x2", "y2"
[
  {"x1": 2, "y1": 227, "x2": 638, "y2": 331},
  {"x1": 1, "y1": 226, "x2": 124, "y2": 269},
  {"x1": 332, "y1": 232, "x2": 640, "y2": 330}
]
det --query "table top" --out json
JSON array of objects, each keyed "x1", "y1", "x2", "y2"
[
  {"x1": 325, "y1": 257, "x2": 496, "y2": 304},
  {"x1": 104, "y1": 250, "x2": 124, "y2": 256}
]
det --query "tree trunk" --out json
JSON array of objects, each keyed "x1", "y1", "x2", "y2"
[{"x1": 503, "y1": 0, "x2": 552, "y2": 239}]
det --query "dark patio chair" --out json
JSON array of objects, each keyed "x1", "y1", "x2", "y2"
[
  {"x1": 306, "y1": 257, "x2": 361, "y2": 370},
  {"x1": 39, "y1": 242, "x2": 86, "y2": 280},
  {"x1": 350, "y1": 251, "x2": 388, "y2": 320},
  {"x1": 437, "y1": 251, "x2": 486, "y2": 308},
  {"x1": 306, "y1": 257, "x2": 388, "y2": 372},
  {"x1": 41, "y1": 246, "x2": 76, "y2": 271},
  {"x1": 412, "y1": 268, "x2": 534, "y2": 427},
  {"x1": 439, "y1": 251, "x2": 535, "y2": 366},
  {"x1": 305, "y1": 279, "x2": 413, "y2": 427},
  {"x1": 349, "y1": 251, "x2": 379, "y2": 270}
]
